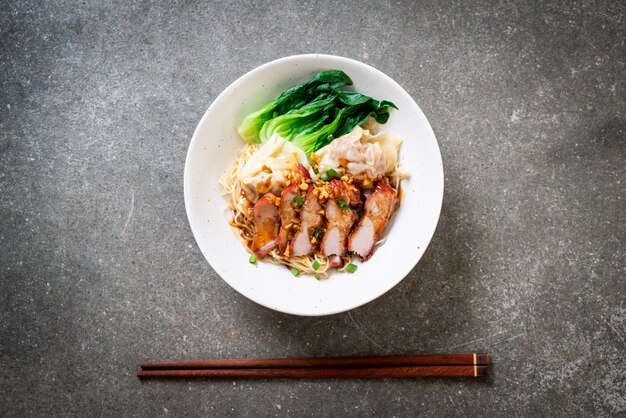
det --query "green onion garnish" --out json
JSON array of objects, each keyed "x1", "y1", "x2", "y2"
[
  {"x1": 293, "y1": 194, "x2": 304, "y2": 207},
  {"x1": 320, "y1": 168, "x2": 338, "y2": 182},
  {"x1": 315, "y1": 274, "x2": 321, "y2": 280},
  {"x1": 345, "y1": 263, "x2": 358, "y2": 273},
  {"x1": 312, "y1": 260, "x2": 321, "y2": 270},
  {"x1": 312, "y1": 228, "x2": 323, "y2": 239},
  {"x1": 338, "y1": 200, "x2": 349, "y2": 210},
  {"x1": 249, "y1": 255, "x2": 257, "y2": 264},
  {"x1": 290, "y1": 267, "x2": 300, "y2": 277}
]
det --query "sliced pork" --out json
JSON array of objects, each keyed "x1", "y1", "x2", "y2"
[
  {"x1": 277, "y1": 184, "x2": 300, "y2": 253},
  {"x1": 348, "y1": 179, "x2": 397, "y2": 260},
  {"x1": 328, "y1": 255, "x2": 343, "y2": 268},
  {"x1": 289, "y1": 189, "x2": 323, "y2": 256},
  {"x1": 286, "y1": 163, "x2": 312, "y2": 188},
  {"x1": 294, "y1": 163, "x2": 312, "y2": 182},
  {"x1": 321, "y1": 180, "x2": 357, "y2": 257},
  {"x1": 250, "y1": 193, "x2": 280, "y2": 258}
]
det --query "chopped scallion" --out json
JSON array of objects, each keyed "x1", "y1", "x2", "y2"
[
  {"x1": 290, "y1": 267, "x2": 300, "y2": 277},
  {"x1": 338, "y1": 199, "x2": 349, "y2": 210},
  {"x1": 312, "y1": 260, "x2": 321, "y2": 270},
  {"x1": 312, "y1": 228, "x2": 323, "y2": 239},
  {"x1": 315, "y1": 274, "x2": 321, "y2": 280},
  {"x1": 345, "y1": 263, "x2": 358, "y2": 273},
  {"x1": 320, "y1": 168, "x2": 338, "y2": 182},
  {"x1": 293, "y1": 194, "x2": 304, "y2": 207},
  {"x1": 249, "y1": 255, "x2": 257, "y2": 264}
]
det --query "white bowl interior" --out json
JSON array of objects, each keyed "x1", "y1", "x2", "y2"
[{"x1": 184, "y1": 54, "x2": 443, "y2": 316}]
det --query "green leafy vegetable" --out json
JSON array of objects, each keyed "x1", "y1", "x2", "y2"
[
  {"x1": 237, "y1": 70, "x2": 352, "y2": 144},
  {"x1": 236, "y1": 102, "x2": 278, "y2": 145},
  {"x1": 258, "y1": 97, "x2": 335, "y2": 143},
  {"x1": 237, "y1": 70, "x2": 397, "y2": 153},
  {"x1": 292, "y1": 107, "x2": 347, "y2": 153},
  {"x1": 273, "y1": 70, "x2": 353, "y2": 114}
]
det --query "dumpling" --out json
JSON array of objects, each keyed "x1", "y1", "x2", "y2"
[
  {"x1": 315, "y1": 126, "x2": 402, "y2": 180},
  {"x1": 238, "y1": 134, "x2": 313, "y2": 200}
]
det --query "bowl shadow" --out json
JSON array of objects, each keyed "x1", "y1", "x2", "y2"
[{"x1": 243, "y1": 186, "x2": 485, "y2": 361}]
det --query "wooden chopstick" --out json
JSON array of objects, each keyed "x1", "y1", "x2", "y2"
[
  {"x1": 140, "y1": 353, "x2": 491, "y2": 370},
  {"x1": 138, "y1": 365, "x2": 488, "y2": 379},
  {"x1": 137, "y1": 353, "x2": 491, "y2": 378}
]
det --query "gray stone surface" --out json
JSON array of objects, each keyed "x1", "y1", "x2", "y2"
[{"x1": 1, "y1": 0, "x2": 624, "y2": 416}]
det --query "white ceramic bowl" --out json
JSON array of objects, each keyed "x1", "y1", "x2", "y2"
[{"x1": 184, "y1": 54, "x2": 443, "y2": 316}]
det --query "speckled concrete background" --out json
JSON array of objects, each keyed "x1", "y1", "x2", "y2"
[{"x1": 1, "y1": 0, "x2": 624, "y2": 416}]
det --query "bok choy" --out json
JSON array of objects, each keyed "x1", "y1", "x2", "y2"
[{"x1": 237, "y1": 70, "x2": 397, "y2": 155}]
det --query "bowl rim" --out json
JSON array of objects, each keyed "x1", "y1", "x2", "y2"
[{"x1": 184, "y1": 53, "x2": 444, "y2": 316}]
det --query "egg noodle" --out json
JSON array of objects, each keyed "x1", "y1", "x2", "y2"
[{"x1": 219, "y1": 137, "x2": 408, "y2": 278}]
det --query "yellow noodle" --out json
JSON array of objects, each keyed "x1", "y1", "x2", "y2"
[{"x1": 219, "y1": 143, "x2": 408, "y2": 278}]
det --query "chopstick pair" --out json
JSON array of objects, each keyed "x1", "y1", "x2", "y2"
[{"x1": 137, "y1": 353, "x2": 491, "y2": 379}]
